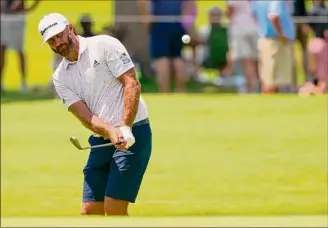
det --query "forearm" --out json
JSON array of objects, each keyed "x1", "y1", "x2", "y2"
[
  {"x1": 226, "y1": 6, "x2": 234, "y2": 19},
  {"x1": 69, "y1": 103, "x2": 113, "y2": 139},
  {"x1": 81, "y1": 116, "x2": 113, "y2": 138},
  {"x1": 270, "y1": 15, "x2": 283, "y2": 36},
  {"x1": 138, "y1": 0, "x2": 150, "y2": 16},
  {"x1": 121, "y1": 79, "x2": 141, "y2": 127}
]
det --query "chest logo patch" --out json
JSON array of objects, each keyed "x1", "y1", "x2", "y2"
[
  {"x1": 119, "y1": 53, "x2": 131, "y2": 64},
  {"x1": 93, "y1": 60, "x2": 100, "y2": 68}
]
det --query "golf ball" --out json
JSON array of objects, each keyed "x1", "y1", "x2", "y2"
[{"x1": 182, "y1": 34, "x2": 191, "y2": 44}]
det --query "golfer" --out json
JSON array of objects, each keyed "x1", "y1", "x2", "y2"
[{"x1": 38, "y1": 13, "x2": 152, "y2": 215}]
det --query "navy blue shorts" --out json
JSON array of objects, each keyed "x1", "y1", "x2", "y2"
[
  {"x1": 149, "y1": 23, "x2": 185, "y2": 60},
  {"x1": 82, "y1": 119, "x2": 152, "y2": 203}
]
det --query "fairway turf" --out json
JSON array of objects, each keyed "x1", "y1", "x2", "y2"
[
  {"x1": 2, "y1": 216, "x2": 328, "y2": 227},
  {"x1": 1, "y1": 95, "x2": 327, "y2": 219}
]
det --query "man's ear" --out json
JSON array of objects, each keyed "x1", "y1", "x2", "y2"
[{"x1": 67, "y1": 24, "x2": 76, "y2": 35}]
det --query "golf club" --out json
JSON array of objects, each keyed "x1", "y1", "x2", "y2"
[{"x1": 69, "y1": 136, "x2": 122, "y2": 150}]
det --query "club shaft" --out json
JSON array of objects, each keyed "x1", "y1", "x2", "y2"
[{"x1": 80, "y1": 142, "x2": 117, "y2": 150}]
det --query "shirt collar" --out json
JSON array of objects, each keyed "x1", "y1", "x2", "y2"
[{"x1": 63, "y1": 35, "x2": 87, "y2": 69}]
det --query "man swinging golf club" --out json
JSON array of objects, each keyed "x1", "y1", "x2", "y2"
[{"x1": 38, "y1": 13, "x2": 152, "y2": 215}]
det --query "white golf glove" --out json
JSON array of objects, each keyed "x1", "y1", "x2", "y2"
[{"x1": 119, "y1": 126, "x2": 136, "y2": 149}]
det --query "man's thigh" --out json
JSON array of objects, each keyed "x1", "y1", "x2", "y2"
[
  {"x1": 248, "y1": 29, "x2": 259, "y2": 60},
  {"x1": 276, "y1": 43, "x2": 293, "y2": 86},
  {"x1": 106, "y1": 123, "x2": 152, "y2": 203},
  {"x1": 229, "y1": 29, "x2": 252, "y2": 60},
  {"x1": 258, "y1": 38, "x2": 280, "y2": 87},
  {"x1": 1, "y1": 20, "x2": 11, "y2": 47},
  {"x1": 9, "y1": 21, "x2": 25, "y2": 52},
  {"x1": 82, "y1": 136, "x2": 115, "y2": 203},
  {"x1": 2, "y1": 15, "x2": 25, "y2": 51},
  {"x1": 169, "y1": 27, "x2": 185, "y2": 58}
]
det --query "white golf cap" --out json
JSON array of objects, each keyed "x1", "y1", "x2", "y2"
[{"x1": 38, "y1": 13, "x2": 69, "y2": 44}]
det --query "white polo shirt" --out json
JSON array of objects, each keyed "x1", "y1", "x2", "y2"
[{"x1": 53, "y1": 35, "x2": 149, "y2": 127}]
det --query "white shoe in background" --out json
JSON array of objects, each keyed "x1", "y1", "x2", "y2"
[
  {"x1": 234, "y1": 76, "x2": 247, "y2": 93},
  {"x1": 196, "y1": 73, "x2": 210, "y2": 83}
]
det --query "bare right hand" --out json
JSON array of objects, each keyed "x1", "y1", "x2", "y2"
[
  {"x1": 106, "y1": 127, "x2": 127, "y2": 150},
  {"x1": 278, "y1": 35, "x2": 288, "y2": 44}
]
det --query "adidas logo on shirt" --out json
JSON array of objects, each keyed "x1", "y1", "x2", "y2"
[{"x1": 93, "y1": 60, "x2": 100, "y2": 68}]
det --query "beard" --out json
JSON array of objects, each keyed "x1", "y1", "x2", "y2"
[{"x1": 51, "y1": 35, "x2": 74, "y2": 57}]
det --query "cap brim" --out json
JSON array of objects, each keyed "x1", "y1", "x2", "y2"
[{"x1": 42, "y1": 24, "x2": 66, "y2": 45}]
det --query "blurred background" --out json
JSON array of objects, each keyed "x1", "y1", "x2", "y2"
[
  {"x1": 1, "y1": 0, "x2": 327, "y2": 96},
  {"x1": 1, "y1": 0, "x2": 327, "y2": 226}
]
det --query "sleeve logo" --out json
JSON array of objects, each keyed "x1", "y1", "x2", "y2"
[{"x1": 119, "y1": 53, "x2": 131, "y2": 64}]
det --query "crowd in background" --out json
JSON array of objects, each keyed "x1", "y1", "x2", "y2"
[
  {"x1": 1, "y1": 0, "x2": 41, "y2": 93},
  {"x1": 1, "y1": 0, "x2": 327, "y2": 95},
  {"x1": 137, "y1": 0, "x2": 327, "y2": 95}
]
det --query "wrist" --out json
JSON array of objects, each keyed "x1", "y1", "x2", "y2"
[
  {"x1": 120, "y1": 120, "x2": 132, "y2": 128},
  {"x1": 104, "y1": 125, "x2": 115, "y2": 139},
  {"x1": 119, "y1": 125, "x2": 136, "y2": 148}
]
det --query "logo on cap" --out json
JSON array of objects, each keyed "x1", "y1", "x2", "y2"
[{"x1": 40, "y1": 22, "x2": 58, "y2": 36}]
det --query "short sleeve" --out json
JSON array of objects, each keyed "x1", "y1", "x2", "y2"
[
  {"x1": 268, "y1": 1, "x2": 283, "y2": 16},
  {"x1": 102, "y1": 36, "x2": 135, "y2": 78},
  {"x1": 53, "y1": 76, "x2": 81, "y2": 109}
]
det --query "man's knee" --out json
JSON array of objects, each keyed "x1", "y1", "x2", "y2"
[
  {"x1": 154, "y1": 58, "x2": 170, "y2": 74},
  {"x1": 104, "y1": 197, "x2": 129, "y2": 216},
  {"x1": 172, "y1": 58, "x2": 186, "y2": 78},
  {"x1": 81, "y1": 202, "x2": 105, "y2": 215}
]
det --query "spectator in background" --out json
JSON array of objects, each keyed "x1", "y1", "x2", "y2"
[
  {"x1": 292, "y1": 0, "x2": 309, "y2": 81},
  {"x1": 307, "y1": 0, "x2": 328, "y2": 39},
  {"x1": 138, "y1": 0, "x2": 187, "y2": 93},
  {"x1": 299, "y1": 28, "x2": 328, "y2": 95},
  {"x1": 196, "y1": 7, "x2": 232, "y2": 83},
  {"x1": 79, "y1": 14, "x2": 96, "y2": 38},
  {"x1": 0, "y1": 0, "x2": 40, "y2": 93},
  {"x1": 299, "y1": 1, "x2": 328, "y2": 95},
  {"x1": 181, "y1": 0, "x2": 199, "y2": 46},
  {"x1": 181, "y1": 0, "x2": 199, "y2": 79},
  {"x1": 226, "y1": 0, "x2": 259, "y2": 93},
  {"x1": 251, "y1": 0, "x2": 295, "y2": 94}
]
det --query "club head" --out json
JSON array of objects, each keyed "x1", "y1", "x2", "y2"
[{"x1": 70, "y1": 136, "x2": 82, "y2": 150}]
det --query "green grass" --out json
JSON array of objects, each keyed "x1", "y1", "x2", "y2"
[
  {"x1": 1, "y1": 94, "x2": 327, "y2": 220},
  {"x1": 1, "y1": 1, "x2": 325, "y2": 226},
  {"x1": 2, "y1": 216, "x2": 328, "y2": 227}
]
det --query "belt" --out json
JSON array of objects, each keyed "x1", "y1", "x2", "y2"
[
  {"x1": 93, "y1": 118, "x2": 150, "y2": 139},
  {"x1": 132, "y1": 118, "x2": 150, "y2": 127}
]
